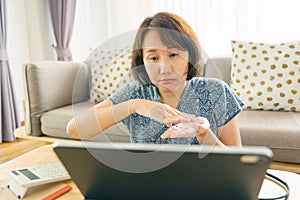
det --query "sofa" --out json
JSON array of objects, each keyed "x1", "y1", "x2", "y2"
[{"x1": 22, "y1": 56, "x2": 300, "y2": 163}]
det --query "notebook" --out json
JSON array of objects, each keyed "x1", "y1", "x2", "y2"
[{"x1": 53, "y1": 141, "x2": 273, "y2": 200}]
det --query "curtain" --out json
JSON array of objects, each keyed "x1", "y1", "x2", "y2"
[
  {"x1": 0, "y1": 0, "x2": 19, "y2": 143},
  {"x1": 49, "y1": 0, "x2": 76, "y2": 61}
]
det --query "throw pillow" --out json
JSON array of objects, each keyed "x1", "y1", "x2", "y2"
[
  {"x1": 230, "y1": 40, "x2": 300, "y2": 111},
  {"x1": 89, "y1": 46, "x2": 133, "y2": 103}
]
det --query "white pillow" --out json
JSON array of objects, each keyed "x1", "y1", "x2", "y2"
[
  {"x1": 89, "y1": 46, "x2": 133, "y2": 103},
  {"x1": 230, "y1": 40, "x2": 300, "y2": 111}
]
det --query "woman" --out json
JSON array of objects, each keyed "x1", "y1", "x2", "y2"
[{"x1": 67, "y1": 12, "x2": 243, "y2": 147}]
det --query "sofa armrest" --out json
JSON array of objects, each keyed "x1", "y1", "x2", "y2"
[{"x1": 23, "y1": 61, "x2": 89, "y2": 136}]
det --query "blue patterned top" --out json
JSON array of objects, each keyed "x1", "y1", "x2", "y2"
[{"x1": 109, "y1": 78, "x2": 243, "y2": 144}]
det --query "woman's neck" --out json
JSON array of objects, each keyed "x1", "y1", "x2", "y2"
[{"x1": 158, "y1": 83, "x2": 186, "y2": 108}]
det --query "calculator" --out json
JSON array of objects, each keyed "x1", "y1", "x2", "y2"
[{"x1": 7, "y1": 162, "x2": 71, "y2": 187}]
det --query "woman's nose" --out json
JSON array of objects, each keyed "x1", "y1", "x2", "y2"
[{"x1": 159, "y1": 56, "x2": 173, "y2": 74}]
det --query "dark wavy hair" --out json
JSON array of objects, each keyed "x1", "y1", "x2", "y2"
[{"x1": 131, "y1": 12, "x2": 203, "y2": 84}]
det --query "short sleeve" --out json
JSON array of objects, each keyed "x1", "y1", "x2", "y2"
[
  {"x1": 212, "y1": 79, "x2": 244, "y2": 127},
  {"x1": 109, "y1": 82, "x2": 133, "y2": 105}
]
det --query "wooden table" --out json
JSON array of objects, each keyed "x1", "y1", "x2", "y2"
[
  {"x1": 1, "y1": 144, "x2": 300, "y2": 199},
  {"x1": 0, "y1": 144, "x2": 84, "y2": 199}
]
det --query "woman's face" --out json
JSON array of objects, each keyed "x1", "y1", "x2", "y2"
[{"x1": 142, "y1": 30, "x2": 189, "y2": 94}]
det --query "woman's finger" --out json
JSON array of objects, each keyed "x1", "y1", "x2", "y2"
[
  {"x1": 196, "y1": 117, "x2": 210, "y2": 130},
  {"x1": 163, "y1": 112, "x2": 195, "y2": 125},
  {"x1": 180, "y1": 114, "x2": 196, "y2": 123},
  {"x1": 161, "y1": 131, "x2": 172, "y2": 138},
  {"x1": 164, "y1": 117, "x2": 181, "y2": 125},
  {"x1": 170, "y1": 132, "x2": 196, "y2": 138}
]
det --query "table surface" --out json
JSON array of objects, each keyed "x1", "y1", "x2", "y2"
[
  {"x1": 1, "y1": 144, "x2": 300, "y2": 200},
  {"x1": 0, "y1": 144, "x2": 83, "y2": 199}
]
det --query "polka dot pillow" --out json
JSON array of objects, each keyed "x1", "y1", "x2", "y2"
[
  {"x1": 89, "y1": 46, "x2": 133, "y2": 103},
  {"x1": 230, "y1": 40, "x2": 300, "y2": 111}
]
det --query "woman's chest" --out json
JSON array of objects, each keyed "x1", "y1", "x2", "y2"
[{"x1": 128, "y1": 115, "x2": 199, "y2": 144}]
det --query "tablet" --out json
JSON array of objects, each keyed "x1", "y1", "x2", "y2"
[{"x1": 54, "y1": 141, "x2": 273, "y2": 200}]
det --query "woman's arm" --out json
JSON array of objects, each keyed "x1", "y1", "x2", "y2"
[
  {"x1": 67, "y1": 99, "x2": 183, "y2": 139},
  {"x1": 67, "y1": 99, "x2": 135, "y2": 139},
  {"x1": 216, "y1": 116, "x2": 242, "y2": 147},
  {"x1": 197, "y1": 116, "x2": 242, "y2": 147}
]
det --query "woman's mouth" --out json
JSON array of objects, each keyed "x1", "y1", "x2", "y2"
[{"x1": 159, "y1": 79, "x2": 176, "y2": 84}]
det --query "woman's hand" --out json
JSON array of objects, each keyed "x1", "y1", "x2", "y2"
[
  {"x1": 131, "y1": 99, "x2": 192, "y2": 125},
  {"x1": 161, "y1": 117, "x2": 210, "y2": 138}
]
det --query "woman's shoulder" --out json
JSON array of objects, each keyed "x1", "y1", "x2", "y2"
[
  {"x1": 121, "y1": 81, "x2": 148, "y2": 90},
  {"x1": 121, "y1": 81, "x2": 158, "y2": 98},
  {"x1": 126, "y1": 81, "x2": 156, "y2": 91},
  {"x1": 189, "y1": 77, "x2": 228, "y2": 89},
  {"x1": 110, "y1": 81, "x2": 157, "y2": 103}
]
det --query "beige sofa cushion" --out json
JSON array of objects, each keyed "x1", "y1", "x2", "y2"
[
  {"x1": 204, "y1": 56, "x2": 232, "y2": 85},
  {"x1": 41, "y1": 101, "x2": 130, "y2": 142},
  {"x1": 205, "y1": 56, "x2": 300, "y2": 163},
  {"x1": 238, "y1": 110, "x2": 300, "y2": 162},
  {"x1": 23, "y1": 61, "x2": 89, "y2": 136}
]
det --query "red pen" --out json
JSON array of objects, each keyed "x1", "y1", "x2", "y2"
[{"x1": 41, "y1": 185, "x2": 72, "y2": 200}]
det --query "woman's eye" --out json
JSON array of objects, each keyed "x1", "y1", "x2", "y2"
[
  {"x1": 149, "y1": 57, "x2": 159, "y2": 61},
  {"x1": 170, "y1": 53, "x2": 178, "y2": 57}
]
